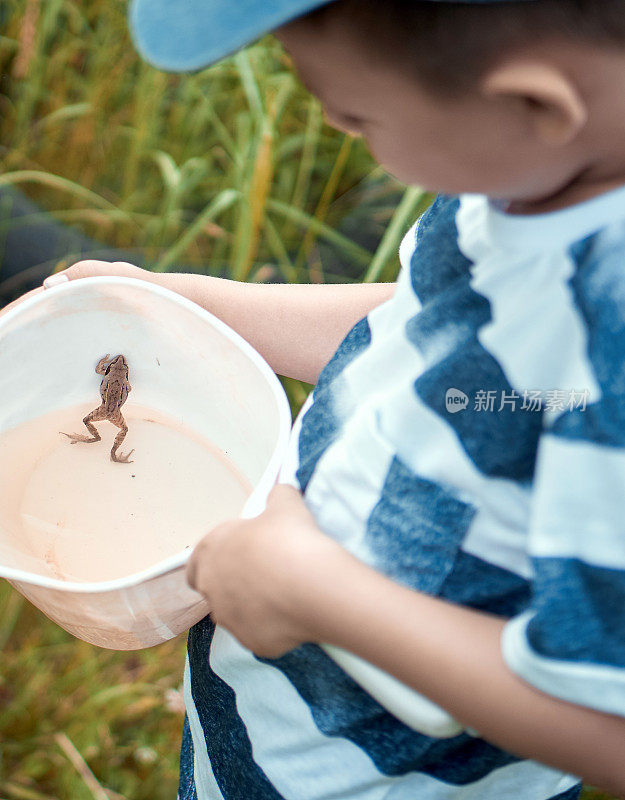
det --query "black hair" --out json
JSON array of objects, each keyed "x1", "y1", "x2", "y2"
[{"x1": 301, "y1": 0, "x2": 625, "y2": 94}]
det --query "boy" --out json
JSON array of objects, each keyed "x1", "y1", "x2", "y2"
[{"x1": 33, "y1": 0, "x2": 625, "y2": 797}]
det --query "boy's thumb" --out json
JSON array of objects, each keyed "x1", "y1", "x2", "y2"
[
  {"x1": 43, "y1": 260, "x2": 143, "y2": 288},
  {"x1": 42, "y1": 271, "x2": 70, "y2": 289},
  {"x1": 43, "y1": 261, "x2": 95, "y2": 287}
]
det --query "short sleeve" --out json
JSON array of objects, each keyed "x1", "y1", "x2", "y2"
[{"x1": 502, "y1": 424, "x2": 625, "y2": 717}]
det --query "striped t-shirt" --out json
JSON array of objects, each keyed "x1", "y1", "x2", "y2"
[{"x1": 179, "y1": 187, "x2": 625, "y2": 800}]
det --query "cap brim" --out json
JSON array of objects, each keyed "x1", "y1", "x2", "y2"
[{"x1": 128, "y1": 0, "x2": 335, "y2": 72}]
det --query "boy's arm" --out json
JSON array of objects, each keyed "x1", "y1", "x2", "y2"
[
  {"x1": 26, "y1": 262, "x2": 393, "y2": 384},
  {"x1": 160, "y1": 273, "x2": 394, "y2": 384},
  {"x1": 187, "y1": 485, "x2": 625, "y2": 799},
  {"x1": 315, "y1": 549, "x2": 625, "y2": 798}
]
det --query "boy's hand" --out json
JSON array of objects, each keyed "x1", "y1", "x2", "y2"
[
  {"x1": 186, "y1": 484, "x2": 345, "y2": 658},
  {"x1": 48, "y1": 259, "x2": 148, "y2": 282}
]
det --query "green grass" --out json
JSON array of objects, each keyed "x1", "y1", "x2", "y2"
[
  {"x1": 0, "y1": 582, "x2": 185, "y2": 799},
  {"x1": 0, "y1": 0, "x2": 428, "y2": 286},
  {"x1": 0, "y1": 2, "x2": 619, "y2": 798}
]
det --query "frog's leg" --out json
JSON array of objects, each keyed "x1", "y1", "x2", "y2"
[
  {"x1": 60, "y1": 405, "x2": 106, "y2": 444},
  {"x1": 109, "y1": 411, "x2": 134, "y2": 464},
  {"x1": 95, "y1": 354, "x2": 111, "y2": 375}
]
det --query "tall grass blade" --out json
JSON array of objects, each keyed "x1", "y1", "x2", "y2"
[
  {"x1": 0, "y1": 171, "x2": 125, "y2": 212},
  {"x1": 295, "y1": 134, "x2": 354, "y2": 273},
  {"x1": 364, "y1": 185, "x2": 428, "y2": 282},
  {"x1": 152, "y1": 189, "x2": 240, "y2": 272},
  {"x1": 267, "y1": 198, "x2": 373, "y2": 268},
  {"x1": 234, "y1": 50, "x2": 264, "y2": 122},
  {"x1": 233, "y1": 115, "x2": 274, "y2": 281}
]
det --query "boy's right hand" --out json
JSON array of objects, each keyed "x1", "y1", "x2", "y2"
[{"x1": 0, "y1": 260, "x2": 154, "y2": 318}]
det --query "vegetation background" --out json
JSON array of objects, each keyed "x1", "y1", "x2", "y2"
[{"x1": 0, "y1": 1, "x2": 615, "y2": 799}]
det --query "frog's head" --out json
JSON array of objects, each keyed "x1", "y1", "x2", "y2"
[{"x1": 111, "y1": 355, "x2": 128, "y2": 371}]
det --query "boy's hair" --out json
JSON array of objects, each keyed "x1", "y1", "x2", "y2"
[{"x1": 301, "y1": 0, "x2": 625, "y2": 95}]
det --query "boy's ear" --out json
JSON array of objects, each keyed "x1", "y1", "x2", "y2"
[{"x1": 480, "y1": 60, "x2": 588, "y2": 147}]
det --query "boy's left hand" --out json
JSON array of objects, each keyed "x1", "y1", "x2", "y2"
[{"x1": 186, "y1": 484, "x2": 343, "y2": 658}]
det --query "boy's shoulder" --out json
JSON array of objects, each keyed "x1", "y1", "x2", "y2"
[
  {"x1": 567, "y1": 216, "x2": 625, "y2": 346},
  {"x1": 570, "y1": 219, "x2": 625, "y2": 296},
  {"x1": 565, "y1": 221, "x2": 625, "y2": 412},
  {"x1": 404, "y1": 194, "x2": 474, "y2": 304}
]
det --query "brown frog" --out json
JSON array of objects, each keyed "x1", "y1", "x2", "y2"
[{"x1": 61, "y1": 354, "x2": 135, "y2": 463}]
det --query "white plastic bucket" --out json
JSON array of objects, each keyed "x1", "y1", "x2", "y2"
[{"x1": 0, "y1": 277, "x2": 292, "y2": 649}]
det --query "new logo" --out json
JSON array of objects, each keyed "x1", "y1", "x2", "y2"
[{"x1": 445, "y1": 388, "x2": 469, "y2": 413}]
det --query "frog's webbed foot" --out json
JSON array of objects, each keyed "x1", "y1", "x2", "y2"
[
  {"x1": 111, "y1": 447, "x2": 135, "y2": 464},
  {"x1": 61, "y1": 431, "x2": 100, "y2": 444},
  {"x1": 110, "y1": 415, "x2": 134, "y2": 464},
  {"x1": 60, "y1": 408, "x2": 104, "y2": 444}
]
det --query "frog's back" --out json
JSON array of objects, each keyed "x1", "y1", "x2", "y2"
[{"x1": 101, "y1": 373, "x2": 129, "y2": 414}]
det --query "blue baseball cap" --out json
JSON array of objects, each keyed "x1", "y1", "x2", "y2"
[{"x1": 129, "y1": 0, "x2": 537, "y2": 73}]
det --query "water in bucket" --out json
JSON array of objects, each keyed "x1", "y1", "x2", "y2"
[{"x1": 0, "y1": 401, "x2": 251, "y2": 583}]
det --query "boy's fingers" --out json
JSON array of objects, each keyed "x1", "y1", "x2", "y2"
[
  {"x1": 266, "y1": 484, "x2": 309, "y2": 517},
  {"x1": 185, "y1": 556, "x2": 198, "y2": 590},
  {"x1": 43, "y1": 261, "x2": 102, "y2": 286},
  {"x1": 43, "y1": 260, "x2": 145, "y2": 287},
  {"x1": 267, "y1": 483, "x2": 303, "y2": 507},
  {"x1": 42, "y1": 272, "x2": 69, "y2": 289},
  {"x1": 185, "y1": 548, "x2": 205, "y2": 594},
  {"x1": 186, "y1": 555, "x2": 213, "y2": 606},
  {"x1": 185, "y1": 528, "x2": 217, "y2": 592}
]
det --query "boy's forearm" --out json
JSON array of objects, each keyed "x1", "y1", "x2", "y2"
[
  {"x1": 160, "y1": 274, "x2": 395, "y2": 384},
  {"x1": 300, "y1": 547, "x2": 625, "y2": 796}
]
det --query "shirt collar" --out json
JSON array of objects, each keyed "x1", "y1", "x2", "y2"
[{"x1": 467, "y1": 182, "x2": 625, "y2": 250}]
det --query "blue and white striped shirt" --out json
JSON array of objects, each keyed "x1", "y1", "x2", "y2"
[{"x1": 179, "y1": 187, "x2": 625, "y2": 800}]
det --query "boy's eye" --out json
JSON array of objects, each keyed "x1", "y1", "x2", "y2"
[{"x1": 343, "y1": 114, "x2": 364, "y2": 129}]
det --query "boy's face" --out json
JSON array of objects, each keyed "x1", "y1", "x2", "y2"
[{"x1": 275, "y1": 14, "x2": 583, "y2": 204}]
